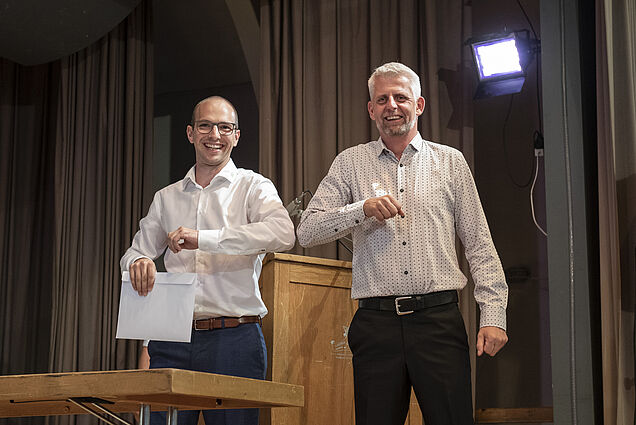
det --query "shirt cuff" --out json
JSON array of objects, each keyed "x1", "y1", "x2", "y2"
[
  {"x1": 198, "y1": 229, "x2": 221, "y2": 252},
  {"x1": 342, "y1": 200, "x2": 367, "y2": 227},
  {"x1": 127, "y1": 255, "x2": 151, "y2": 270},
  {"x1": 479, "y1": 305, "x2": 507, "y2": 331}
]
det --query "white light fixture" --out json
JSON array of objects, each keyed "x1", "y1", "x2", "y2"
[{"x1": 469, "y1": 32, "x2": 536, "y2": 99}]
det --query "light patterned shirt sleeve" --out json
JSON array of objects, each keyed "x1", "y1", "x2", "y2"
[
  {"x1": 297, "y1": 151, "x2": 368, "y2": 247},
  {"x1": 452, "y1": 152, "x2": 508, "y2": 329}
]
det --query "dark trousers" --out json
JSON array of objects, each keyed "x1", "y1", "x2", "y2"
[
  {"x1": 148, "y1": 323, "x2": 267, "y2": 425},
  {"x1": 347, "y1": 302, "x2": 473, "y2": 425}
]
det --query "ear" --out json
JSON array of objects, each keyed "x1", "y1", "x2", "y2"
[
  {"x1": 368, "y1": 101, "x2": 376, "y2": 120},
  {"x1": 186, "y1": 125, "x2": 194, "y2": 144},
  {"x1": 233, "y1": 129, "x2": 240, "y2": 147},
  {"x1": 416, "y1": 97, "x2": 425, "y2": 116}
]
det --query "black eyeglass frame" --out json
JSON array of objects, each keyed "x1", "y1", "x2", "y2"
[{"x1": 192, "y1": 121, "x2": 238, "y2": 135}]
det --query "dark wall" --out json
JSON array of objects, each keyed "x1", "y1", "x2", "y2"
[
  {"x1": 152, "y1": 0, "x2": 258, "y2": 188},
  {"x1": 472, "y1": 0, "x2": 552, "y2": 409}
]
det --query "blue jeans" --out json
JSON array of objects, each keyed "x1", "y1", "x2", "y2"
[{"x1": 148, "y1": 323, "x2": 267, "y2": 425}]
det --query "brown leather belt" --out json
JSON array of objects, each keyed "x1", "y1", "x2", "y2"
[{"x1": 193, "y1": 315, "x2": 262, "y2": 330}]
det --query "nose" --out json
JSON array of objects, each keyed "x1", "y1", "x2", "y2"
[
  {"x1": 209, "y1": 125, "x2": 221, "y2": 138},
  {"x1": 388, "y1": 95, "x2": 398, "y2": 108}
]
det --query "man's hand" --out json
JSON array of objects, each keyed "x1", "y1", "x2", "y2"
[
  {"x1": 363, "y1": 195, "x2": 405, "y2": 222},
  {"x1": 168, "y1": 226, "x2": 199, "y2": 253},
  {"x1": 129, "y1": 258, "x2": 156, "y2": 296},
  {"x1": 477, "y1": 326, "x2": 508, "y2": 357}
]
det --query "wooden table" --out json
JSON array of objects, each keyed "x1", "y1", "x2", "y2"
[{"x1": 0, "y1": 369, "x2": 304, "y2": 425}]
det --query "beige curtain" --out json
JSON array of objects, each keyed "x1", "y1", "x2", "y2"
[
  {"x1": 597, "y1": 0, "x2": 636, "y2": 423},
  {"x1": 260, "y1": 0, "x2": 477, "y2": 419},
  {"x1": 48, "y1": 0, "x2": 154, "y2": 381}
]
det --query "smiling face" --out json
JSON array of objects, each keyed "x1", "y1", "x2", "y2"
[
  {"x1": 186, "y1": 98, "x2": 240, "y2": 173},
  {"x1": 367, "y1": 75, "x2": 425, "y2": 142}
]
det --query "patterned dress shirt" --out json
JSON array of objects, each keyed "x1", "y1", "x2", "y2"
[{"x1": 297, "y1": 133, "x2": 508, "y2": 329}]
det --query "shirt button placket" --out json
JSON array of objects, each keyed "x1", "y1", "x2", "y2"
[
  {"x1": 397, "y1": 161, "x2": 406, "y2": 213},
  {"x1": 397, "y1": 161, "x2": 409, "y2": 283},
  {"x1": 195, "y1": 190, "x2": 203, "y2": 274}
]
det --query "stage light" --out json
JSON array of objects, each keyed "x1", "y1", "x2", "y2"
[
  {"x1": 468, "y1": 31, "x2": 539, "y2": 99},
  {"x1": 475, "y1": 38, "x2": 522, "y2": 77}
]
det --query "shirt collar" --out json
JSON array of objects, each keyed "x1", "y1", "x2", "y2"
[
  {"x1": 373, "y1": 132, "x2": 424, "y2": 158},
  {"x1": 183, "y1": 159, "x2": 238, "y2": 189}
]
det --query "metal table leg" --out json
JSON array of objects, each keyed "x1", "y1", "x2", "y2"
[
  {"x1": 139, "y1": 404, "x2": 150, "y2": 425},
  {"x1": 66, "y1": 398, "x2": 132, "y2": 425},
  {"x1": 166, "y1": 406, "x2": 178, "y2": 425}
]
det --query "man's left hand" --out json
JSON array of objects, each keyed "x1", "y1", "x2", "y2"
[
  {"x1": 476, "y1": 326, "x2": 508, "y2": 357},
  {"x1": 167, "y1": 226, "x2": 199, "y2": 253}
]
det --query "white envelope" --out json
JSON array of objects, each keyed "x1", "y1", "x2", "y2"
[{"x1": 116, "y1": 271, "x2": 197, "y2": 343}]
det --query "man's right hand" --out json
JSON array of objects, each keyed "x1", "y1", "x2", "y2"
[
  {"x1": 129, "y1": 258, "x2": 156, "y2": 296},
  {"x1": 363, "y1": 195, "x2": 405, "y2": 222}
]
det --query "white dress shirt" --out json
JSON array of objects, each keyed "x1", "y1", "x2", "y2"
[
  {"x1": 121, "y1": 160, "x2": 295, "y2": 319},
  {"x1": 297, "y1": 133, "x2": 508, "y2": 329}
]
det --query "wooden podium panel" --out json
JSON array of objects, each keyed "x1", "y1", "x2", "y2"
[
  {"x1": 0, "y1": 369, "x2": 303, "y2": 418},
  {"x1": 259, "y1": 254, "x2": 426, "y2": 425},
  {"x1": 259, "y1": 253, "x2": 356, "y2": 425}
]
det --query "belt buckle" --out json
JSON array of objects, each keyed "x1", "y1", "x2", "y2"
[
  {"x1": 194, "y1": 319, "x2": 208, "y2": 330},
  {"x1": 394, "y1": 296, "x2": 414, "y2": 315}
]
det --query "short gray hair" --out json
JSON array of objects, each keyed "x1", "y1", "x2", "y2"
[{"x1": 368, "y1": 62, "x2": 421, "y2": 100}]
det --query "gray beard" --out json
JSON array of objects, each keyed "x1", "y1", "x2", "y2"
[{"x1": 378, "y1": 117, "x2": 415, "y2": 137}]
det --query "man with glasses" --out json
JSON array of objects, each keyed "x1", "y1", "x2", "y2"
[{"x1": 121, "y1": 96, "x2": 295, "y2": 425}]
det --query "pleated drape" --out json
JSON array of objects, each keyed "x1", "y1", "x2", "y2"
[
  {"x1": 48, "y1": 1, "x2": 153, "y2": 378},
  {"x1": 47, "y1": 6, "x2": 153, "y2": 425},
  {"x1": 0, "y1": 60, "x2": 59, "y2": 385},
  {"x1": 597, "y1": 0, "x2": 636, "y2": 423},
  {"x1": 0, "y1": 3, "x2": 153, "y2": 425}
]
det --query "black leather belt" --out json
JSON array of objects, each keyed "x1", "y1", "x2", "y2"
[{"x1": 358, "y1": 290, "x2": 458, "y2": 315}]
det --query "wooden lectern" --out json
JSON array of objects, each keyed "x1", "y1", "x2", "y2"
[
  {"x1": 258, "y1": 253, "x2": 356, "y2": 425},
  {"x1": 258, "y1": 253, "x2": 425, "y2": 425}
]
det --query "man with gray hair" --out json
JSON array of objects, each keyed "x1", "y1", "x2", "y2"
[{"x1": 297, "y1": 62, "x2": 508, "y2": 425}]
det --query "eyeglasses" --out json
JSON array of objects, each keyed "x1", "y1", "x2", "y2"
[{"x1": 193, "y1": 121, "x2": 238, "y2": 136}]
